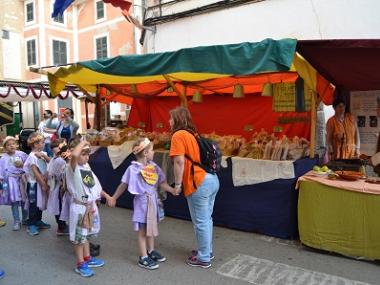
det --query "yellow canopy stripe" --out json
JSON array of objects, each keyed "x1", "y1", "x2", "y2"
[{"x1": 48, "y1": 64, "x2": 232, "y2": 97}]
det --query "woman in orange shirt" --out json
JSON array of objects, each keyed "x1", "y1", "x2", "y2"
[
  {"x1": 169, "y1": 107, "x2": 220, "y2": 269},
  {"x1": 326, "y1": 98, "x2": 360, "y2": 161}
]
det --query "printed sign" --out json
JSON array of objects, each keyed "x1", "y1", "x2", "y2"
[{"x1": 350, "y1": 90, "x2": 380, "y2": 155}]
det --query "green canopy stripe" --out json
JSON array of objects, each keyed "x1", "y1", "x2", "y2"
[{"x1": 79, "y1": 38, "x2": 297, "y2": 76}]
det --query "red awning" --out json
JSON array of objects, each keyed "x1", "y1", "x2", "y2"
[{"x1": 297, "y1": 40, "x2": 380, "y2": 92}]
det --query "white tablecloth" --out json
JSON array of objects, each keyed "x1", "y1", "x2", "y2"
[
  {"x1": 231, "y1": 157, "x2": 295, "y2": 186},
  {"x1": 107, "y1": 141, "x2": 134, "y2": 169}
]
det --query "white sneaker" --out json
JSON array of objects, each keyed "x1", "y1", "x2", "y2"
[{"x1": 12, "y1": 222, "x2": 21, "y2": 231}]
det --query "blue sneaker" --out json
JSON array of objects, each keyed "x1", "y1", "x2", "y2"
[
  {"x1": 27, "y1": 225, "x2": 39, "y2": 236},
  {"x1": 75, "y1": 262, "x2": 94, "y2": 277},
  {"x1": 0, "y1": 268, "x2": 4, "y2": 279},
  {"x1": 36, "y1": 220, "x2": 51, "y2": 229},
  {"x1": 138, "y1": 256, "x2": 159, "y2": 270},
  {"x1": 148, "y1": 250, "x2": 166, "y2": 262},
  {"x1": 87, "y1": 257, "x2": 105, "y2": 268}
]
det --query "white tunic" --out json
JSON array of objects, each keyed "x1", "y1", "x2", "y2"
[{"x1": 66, "y1": 163, "x2": 102, "y2": 244}]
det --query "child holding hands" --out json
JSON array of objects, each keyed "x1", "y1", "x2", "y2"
[
  {"x1": 108, "y1": 137, "x2": 177, "y2": 270},
  {"x1": 66, "y1": 140, "x2": 112, "y2": 277}
]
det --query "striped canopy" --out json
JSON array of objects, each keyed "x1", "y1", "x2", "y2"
[{"x1": 46, "y1": 38, "x2": 334, "y2": 105}]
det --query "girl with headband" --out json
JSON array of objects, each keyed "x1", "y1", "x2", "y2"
[{"x1": 108, "y1": 137, "x2": 177, "y2": 270}]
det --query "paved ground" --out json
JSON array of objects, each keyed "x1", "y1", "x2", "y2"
[{"x1": 0, "y1": 205, "x2": 379, "y2": 285}]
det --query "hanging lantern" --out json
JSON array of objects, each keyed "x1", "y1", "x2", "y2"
[
  {"x1": 131, "y1": 84, "x2": 137, "y2": 94},
  {"x1": 233, "y1": 84, "x2": 244, "y2": 98},
  {"x1": 262, "y1": 83, "x2": 273, "y2": 96},
  {"x1": 192, "y1": 90, "x2": 203, "y2": 103}
]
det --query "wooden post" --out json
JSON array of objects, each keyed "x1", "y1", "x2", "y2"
[
  {"x1": 96, "y1": 86, "x2": 102, "y2": 131},
  {"x1": 310, "y1": 91, "x2": 317, "y2": 159},
  {"x1": 163, "y1": 74, "x2": 187, "y2": 108},
  {"x1": 85, "y1": 99, "x2": 90, "y2": 129}
]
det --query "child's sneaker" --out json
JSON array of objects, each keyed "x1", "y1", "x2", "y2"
[
  {"x1": 12, "y1": 222, "x2": 21, "y2": 231},
  {"x1": 0, "y1": 219, "x2": 6, "y2": 227},
  {"x1": 138, "y1": 256, "x2": 159, "y2": 270},
  {"x1": 56, "y1": 226, "x2": 69, "y2": 236},
  {"x1": 0, "y1": 268, "x2": 4, "y2": 279},
  {"x1": 148, "y1": 250, "x2": 166, "y2": 262},
  {"x1": 27, "y1": 225, "x2": 39, "y2": 236},
  {"x1": 36, "y1": 220, "x2": 51, "y2": 229},
  {"x1": 186, "y1": 256, "x2": 211, "y2": 269},
  {"x1": 75, "y1": 262, "x2": 94, "y2": 277},
  {"x1": 86, "y1": 257, "x2": 105, "y2": 268},
  {"x1": 191, "y1": 250, "x2": 215, "y2": 260}
]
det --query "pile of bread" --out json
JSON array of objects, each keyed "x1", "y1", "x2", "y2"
[
  {"x1": 204, "y1": 129, "x2": 310, "y2": 161},
  {"x1": 85, "y1": 127, "x2": 172, "y2": 148},
  {"x1": 85, "y1": 127, "x2": 310, "y2": 161},
  {"x1": 85, "y1": 127, "x2": 145, "y2": 147}
]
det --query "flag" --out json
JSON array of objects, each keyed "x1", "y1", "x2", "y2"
[
  {"x1": 52, "y1": 0, "x2": 74, "y2": 17},
  {"x1": 103, "y1": 0, "x2": 132, "y2": 13}
]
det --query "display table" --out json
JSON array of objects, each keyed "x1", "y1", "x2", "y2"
[
  {"x1": 298, "y1": 177, "x2": 380, "y2": 260},
  {"x1": 89, "y1": 147, "x2": 316, "y2": 239}
]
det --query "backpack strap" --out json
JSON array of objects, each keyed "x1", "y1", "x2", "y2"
[
  {"x1": 184, "y1": 154, "x2": 199, "y2": 189},
  {"x1": 173, "y1": 129, "x2": 202, "y2": 190}
]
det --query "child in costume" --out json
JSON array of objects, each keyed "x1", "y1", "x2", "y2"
[
  {"x1": 0, "y1": 136, "x2": 28, "y2": 231},
  {"x1": 109, "y1": 137, "x2": 177, "y2": 270},
  {"x1": 47, "y1": 139, "x2": 69, "y2": 235},
  {"x1": 23, "y1": 132, "x2": 51, "y2": 236},
  {"x1": 60, "y1": 139, "x2": 100, "y2": 256},
  {"x1": 58, "y1": 139, "x2": 74, "y2": 227},
  {"x1": 66, "y1": 140, "x2": 112, "y2": 277}
]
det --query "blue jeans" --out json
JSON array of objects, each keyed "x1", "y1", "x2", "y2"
[
  {"x1": 186, "y1": 173, "x2": 220, "y2": 262},
  {"x1": 26, "y1": 183, "x2": 42, "y2": 226},
  {"x1": 11, "y1": 201, "x2": 28, "y2": 223}
]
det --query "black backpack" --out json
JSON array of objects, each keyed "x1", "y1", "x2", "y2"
[{"x1": 179, "y1": 130, "x2": 222, "y2": 175}]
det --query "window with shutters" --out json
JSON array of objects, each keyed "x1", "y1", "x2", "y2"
[
  {"x1": 96, "y1": 36, "x2": 108, "y2": 59},
  {"x1": 26, "y1": 39, "x2": 37, "y2": 66},
  {"x1": 52, "y1": 40, "x2": 68, "y2": 65},
  {"x1": 96, "y1": 1, "x2": 105, "y2": 20},
  {"x1": 25, "y1": 1, "x2": 35, "y2": 24}
]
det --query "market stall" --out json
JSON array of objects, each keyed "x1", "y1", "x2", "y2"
[
  {"x1": 295, "y1": 39, "x2": 380, "y2": 259},
  {"x1": 40, "y1": 38, "x2": 336, "y2": 238},
  {"x1": 297, "y1": 173, "x2": 380, "y2": 260}
]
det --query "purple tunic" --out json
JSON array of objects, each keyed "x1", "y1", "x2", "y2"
[
  {"x1": 0, "y1": 151, "x2": 28, "y2": 205},
  {"x1": 47, "y1": 156, "x2": 66, "y2": 216},
  {"x1": 121, "y1": 161, "x2": 165, "y2": 231}
]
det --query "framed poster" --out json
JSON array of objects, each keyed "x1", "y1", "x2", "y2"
[{"x1": 350, "y1": 90, "x2": 380, "y2": 155}]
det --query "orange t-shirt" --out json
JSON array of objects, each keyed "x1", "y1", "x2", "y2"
[{"x1": 169, "y1": 130, "x2": 206, "y2": 197}]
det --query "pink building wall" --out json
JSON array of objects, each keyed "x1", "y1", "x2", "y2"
[{"x1": 23, "y1": 0, "x2": 136, "y2": 131}]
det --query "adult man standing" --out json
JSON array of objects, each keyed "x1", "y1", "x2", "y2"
[{"x1": 38, "y1": 110, "x2": 58, "y2": 157}]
